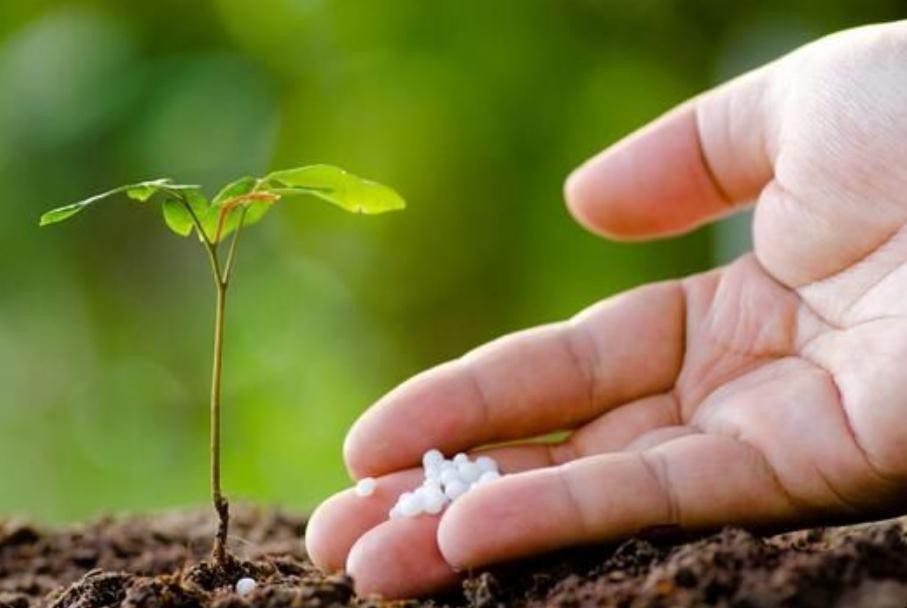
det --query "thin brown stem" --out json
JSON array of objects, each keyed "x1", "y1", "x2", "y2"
[
  {"x1": 169, "y1": 188, "x2": 232, "y2": 563},
  {"x1": 222, "y1": 207, "x2": 247, "y2": 285},
  {"x1": 171, "y1": 190, "x2": 221, "y2": 286},
  {"x1": 203, "y1": 242, "x2": 222, "y2": 289},
  {"x1": 210, "y1": 280, "x2": 229, "y2": 563}
]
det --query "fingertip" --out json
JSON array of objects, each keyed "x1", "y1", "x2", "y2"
[
  {"x1": 343, "y1": 401, "x2": 404, "y2": 479},
  {"x1": 435, "y1": 494, "x2": 474, "y2": 570},
  {"x1": 562, "y1": 164, "x2": 584, "y2": 222},
  {"x1": 344, "y1": 537, "x2": 375, "y2": 595},
  {"x1": 342, "y1": 372, "x2": 444, "y2": 479},
  {"x1": 343, "y1": 363, "x2": 474, "y2": 478},
  {"x1": 563, "y1": 103, "x2": 733, "y2": 240},
  {"x1": 304, "y1": 493, "x2": 347, "y2": 573},
  {"x1": 342, "y1": 419, "x2": 370, "y2": 479},
  {"x1": 436, "y1": 481, "x2": 521, "y2": 570},
  {"x1": 564, "y1": 148, "x2": 673, "y2": 241},
  {"x1": 306, "y1": 470, "x2": 426, "y2": 573},
  {"x1": 347, "y1": 518, "x2": 459, "y2": 598},
  {"x1": 563, "y1": 155, "x2": 626, "y2": 240}
]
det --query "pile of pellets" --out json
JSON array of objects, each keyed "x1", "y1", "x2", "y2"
[{"x1": 355, "y1": 450, "x2": 503, "y2": 518}]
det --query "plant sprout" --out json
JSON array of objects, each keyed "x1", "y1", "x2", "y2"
[{"x1": 40, "y1": 165, "x2": 405, "y2": 564}]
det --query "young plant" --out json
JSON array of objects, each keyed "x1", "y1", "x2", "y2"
[{"x1": 40, "y1": 165, "x2": 405, "y2": 564}]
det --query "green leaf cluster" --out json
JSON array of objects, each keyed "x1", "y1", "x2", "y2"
[{"x1": 39, "y1": 165, "x2": 406, "y2": 243}]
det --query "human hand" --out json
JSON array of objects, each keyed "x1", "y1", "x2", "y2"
[{"x1": 306, "y1": 21, "x2": 907, "y2": 598}]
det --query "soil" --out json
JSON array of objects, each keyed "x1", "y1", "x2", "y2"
[{"x1": 2, "y1": 506, "x2": 907, "y2": 607}]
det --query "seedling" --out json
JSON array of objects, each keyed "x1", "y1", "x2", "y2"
[{"x1": 40, "y1": 165, "x2": 405, "y2": 564}]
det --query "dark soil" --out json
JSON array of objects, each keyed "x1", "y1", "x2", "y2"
[{"x1": 2, "y1": 506, "x2": 907, "y2": 607}]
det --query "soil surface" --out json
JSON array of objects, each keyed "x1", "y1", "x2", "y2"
[{"x1": 2, "y1": 505, "x2": 907, "y2": 607}]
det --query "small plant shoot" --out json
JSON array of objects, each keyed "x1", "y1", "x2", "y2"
[{"x1": 40, "y1": 165, "x2": 405, "y2": 564}]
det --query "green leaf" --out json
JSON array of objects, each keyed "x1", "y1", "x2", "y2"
[
  {"x1": 161, "y1": 189, "x2": 212, "y2": 238},
  {"x1": 206, "y1": 176, "x2": 277, "y2": 242},
  {"x1": 39, "y1": 205, "x2": 86, "y2": 226},
  {"x1": 161, "y1": 199, "x2": 194, "y2": 236},
  {"x1": 39, "y1": 178, "x2": 201, "y2": 226},
  {"x1": 178, "y1": 190, "x2": 214, "y2": 240},
  {"x1": 199, "y1": 207, "x2": 219, "y2": 243},
  {"x1": 210, "y1": 202, "x2": 274, "y2": 243},
  {"x1": 127, "y1": 180, "x2": 200, "y2": 202},
  {"x1": 125, "y1": 179, "x2": 171, "y2": 202},
  {"x1": 40, "y1": 169, "x2": 403, "y2": 241},
  {"x1": 264, "y1": 164, "x2": 406, "y2": 214},
  {"x1": 244, "y1": 200, "x2": 273, "y2": 225},
  {"x1": 212, "y1": 176, "x2": 258, "y2": 206},
  {"x1": 40, "y1": 184, "x2": 134, "y2": 226}
]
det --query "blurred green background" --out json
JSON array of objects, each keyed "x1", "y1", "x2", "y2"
[{"x1": 0, "y1": 1, "x2": 903, "y2": 523}]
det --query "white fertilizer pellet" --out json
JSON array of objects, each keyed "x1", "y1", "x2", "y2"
[
  {"x1": 399, "y1": 492, "x2": 423, "y2": 517},
  {"x1": 355, "y1": 477, "x2": 377, "y2": 497},
  {"x1": 457, "y1": 461, "x2": 482, "y2": 483},
  {"x1": 476, "y1": 456, "x2": 498, "y2": 473},
  {"x1": 378, "y1": 450, "x2": 505, "y2": 520},
  {"x1": 422, "y1": 448, "x2": 445, "y2": 469},
  {"x1": 422, "y1": 486, "x2": 447, "y2": 514},
  {"x1": 443, "y1": 479, "x2": 468, "y2": 501},
  {"x1": 235, "y1": 577, "x2": 257, "y2": 596},
  {"x1": 440, "y1": 467, "x2": 461, "y2": 486},
  {"x1": 478, "y1": 470, "x2": 501, "y2": 484}
]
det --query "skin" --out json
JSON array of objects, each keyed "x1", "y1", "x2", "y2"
[{"x1": 306, "y1": 21, "x2": 907, "y2": 598}]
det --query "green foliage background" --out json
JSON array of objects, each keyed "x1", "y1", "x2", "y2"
[{"x1": 0, "y1": 1, "x2": 903, "y2": 522}]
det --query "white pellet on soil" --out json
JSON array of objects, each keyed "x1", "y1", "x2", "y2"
[
  {"x1": 355, "y1": 477, "x2": 377, "y2": 497},
  {"x1": 235, "y1": 578, "x2": 257, "y2": 596},
  {"x1": 386, "y1": 451, "x2": 505, "y2": 519}
]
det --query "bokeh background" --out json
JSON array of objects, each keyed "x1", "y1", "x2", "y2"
[{"x1": 1, "y1": 1, "x2": 904, "y2": 523}]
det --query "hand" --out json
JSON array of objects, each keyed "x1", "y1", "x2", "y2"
[{"x1": 306, "y1": 21, "x2": 907, "y2": 598}]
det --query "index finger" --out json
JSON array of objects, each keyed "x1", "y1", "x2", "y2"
[{"x1": 344, "y1": 280, "x2": 685, "y2": 479}]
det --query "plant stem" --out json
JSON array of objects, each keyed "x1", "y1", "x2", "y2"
[
  {"x1": 210, "y1": 212, "x2": 247, "y2": 563},
  {"x1": 223, "y1": 207, "x2": 247, "y2": 284},
  {"x1": 210, "y1": 278, "x2": 229, "y2": 564},
  {"x1": 171, "y1": 189, "x2": 234, "y2": 564}
]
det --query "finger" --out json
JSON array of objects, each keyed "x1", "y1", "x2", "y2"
[
  {"x1": 438, "y1": 433, "x2": 797, "y2": 569},
  {"x1": 345, "y1": 281, "x2": 685, "y2": 478},
  {"x1": 567, "y1": 392, "x2": 680, "y2": 455},
  {"x1": 565, "y1": 63, "x2": 777, "y2": 239},
  {"x1": 305, "y1": 469, "x2": 424, "y2": 573},
  {"x1": 476, "y1": 392, "x2": 683, "y2": 468},
  {"x1": 346, "y1": 516, "x2": 457, "y2": 598},
  {"x1": 320, "y1": 380, "x2": 684, "y2": 581},
  {"x1": 323, "y1": 409, "x2": 687, "y2": 599},
  {"x1": 307, "y1": 447, "x2": 559, "y2": 578},
  {"x1": 341, "y1": 439, "x2": 595, "y2": 599}
]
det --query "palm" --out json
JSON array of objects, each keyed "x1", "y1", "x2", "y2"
[
  {"x1": 717, "y1": 28, "x2": 907, "y2": 510},
  {"x1": 664, "y1": 254, "x2": 905, "y2": 524},
  {"x1": 306, "y1": 22, "x2": 907, "y2": 598},
  {"x1": 579, "y1": 23, "x2": 907, "y2": 519}
]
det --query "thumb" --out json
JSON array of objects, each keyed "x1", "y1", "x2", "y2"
[{"x1": 565, "y1": 63, "x2": 778, "y2": 240}]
